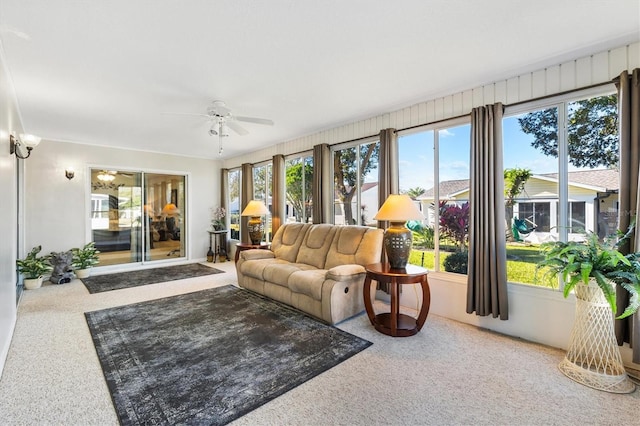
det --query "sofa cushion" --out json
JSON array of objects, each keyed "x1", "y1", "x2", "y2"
[
  {"x1": 271, "y1": 223, "x2": 311, "y2": 263},
  {"x1": 288, "y1": 269, "x2": 328, "y2": 301},
  {"x1": 240, "y1": 258, "x2": 289, "y2": 281},
  {"x1": 326, "y1": 264, "x2": 366, "y2": 281},
  {"x1": 296, "y1": 224, "x2": 336, "y2": 269},
  {"x1": 263, "y1": 262, "x2": 316, "y2": 287},
  {"x1": 325, "y1": 226, "x2": 383, "y2": 269}
]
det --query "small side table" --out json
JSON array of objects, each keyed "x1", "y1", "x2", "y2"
[
  {"x1": 208, "y1": 230, "x2": 228, "y2": 262},
  {"x1": 235, "y1": 242, "x2": 271, "y2": 263},
  {"x1": 363, "y1": 263, "x2": 430, "y2": 337}
]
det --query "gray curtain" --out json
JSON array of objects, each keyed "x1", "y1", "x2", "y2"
[
  {"x1": 377, "y1": 128, "x2": 398, "y2": 227},
  {"x1": 377, "y1": 128, "x2": 398, "y2": 291},
  {"x1": 272, "y1": 154, "x2": 286, "y2": 236},
  {"x1": 312, "y1": 143, "x2": 331, "y2": 224},
  {"x1": 241, "y1": 163, "x2": 253, "y2": 244},
  {"x1": 467, "y1": 103, "x2": 509, "y2": 320},
  {"x1": 614, "y1": 68, "x2": 640, "y2": 362}
]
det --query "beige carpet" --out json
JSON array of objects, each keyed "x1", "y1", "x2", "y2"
[{"x1": 1, "y1": 261, "x2": 639, "y2": 425}]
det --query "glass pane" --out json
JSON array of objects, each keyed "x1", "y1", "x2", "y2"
[
  {"x1": 503, "y1": 106, "x2": 559, "y2": 286},
  {"x1": 566, "y1": 94, "x2": 619, "y2": 240},
  {"x1": 91, "y1": 169, "x2": 142, "y2": 266},
  {"x1": 228, "y1": 169, "x2": 241, "y2": 240},
  {"x1": 399, "y1": 130, "x2": 435, "y2": 269},
  {"x1": 145, "y1": 173, "x2": 186, "y2": 261},
  {"x1": 285, "y1": 155, "x2": 313, "y2": 223},
  {"x1": 438, "y1": 124, "x2": 471, "y2": 275},
  {"x1": 333, "y1": 146, "x2": 357, "y2": 225}
]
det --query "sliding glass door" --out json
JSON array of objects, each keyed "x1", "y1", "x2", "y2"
[{"x1": 90, "y1": 169, "x2": 186, "y2": 266}]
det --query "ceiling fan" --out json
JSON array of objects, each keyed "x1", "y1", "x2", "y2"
[{"x1": 165, "y1": 100, "x2": 274, "y2": 155}]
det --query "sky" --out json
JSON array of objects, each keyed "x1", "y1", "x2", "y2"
[{"x1": 396, "y1": 111, "x2": 589, "y2": 194}]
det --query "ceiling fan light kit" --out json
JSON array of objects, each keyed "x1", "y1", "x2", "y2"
[{"x1": 166, "y1": 100, "x2": 274, "y2": 156}]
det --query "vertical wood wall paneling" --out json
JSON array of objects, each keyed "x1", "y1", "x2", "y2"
[
  {"x1": 426, "y1": 101, "x2": 436, "y2": 123},
  {"x1": 452, "y1": 92, "x2": 464, "y2": 117},
  {"x1": 560, "y1": 60, "x2": 576, "y2": 92},
  {"x1": 628, "y1": 42, "x2": 640, "y2": 69},
  {"x1": 462, "y1": 90, "x2": 473, "y2": 112},
  {"x1": 483, "y1": 84, "x2": 495, "y2": 106},
  {"x1": 506, "y1": 76, "x2": 519, "y2": 105},
  {"x1": 434, "y1": 98, "x2": 445, "y2": 120},
  {"x1": 609, "y1": 46, "x2": 628, "y2": 79},
  {"x1": 519, "y1": 73, "x2": 533, "y2": 102},
  {"x1": 494, "y1": 81, "x2": 507, "y2": 104},
  {"x1": 546, "y1": 65, "x2": 561, "y2": 95},
  {"x1": 443, "y1": 95, "x2": 453, "y2": 119},
  {"x1": 418, "y1": 102, "x2": 428, "y2": 124},
  {"x1": 576, "y1": 56, "x2": 592, "y2": 88},
  {"x1": 472, "y1": 87, "x2": 483, "y2": 107},
  {"x1": 592, "y1": 50, "x2": 610, "y2": 83},
  {"x1": 531, "y1": 69, "x2": 546, "y2": 99}
]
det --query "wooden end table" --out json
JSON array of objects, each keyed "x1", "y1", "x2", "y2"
[
  {"x1": 363, "y1": 263, "x2": 430, "y2": 337},
  {"x1": 234, "y1": 242, "x2": 271, "y2": 263}
]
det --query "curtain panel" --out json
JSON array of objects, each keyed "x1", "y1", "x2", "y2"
[
  {"x1": 271, "y1": 154, "x2": 286, "y2": 236},
  {"x1": 467, "y1": 103, "x2": 509, "y2": 320},
  {"x1": 221, "y1": 168, "x2": 229, "y2": 229},
  {"x1": 614, "y1": 68, "x2": 640, "y2": 362},
  {"x1": 241, "y1": 163, "x2": 253, "y2": 244},
  {"x1": 377, "y1": 129, "x2": 398, "y2": 275},
  {"x1": 312, "y1": 143, "x2": 331, "y2": 224}
]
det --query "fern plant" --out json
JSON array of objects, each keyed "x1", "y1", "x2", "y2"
[{"x1": 537, "y1": 224, "x2": 640, "y2": 319}]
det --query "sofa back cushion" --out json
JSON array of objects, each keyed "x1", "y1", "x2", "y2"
[
  {"x1": 295, "y1": 224, "x2": 337, "y2": 269},
  {"x1": 270, "y1": 223, "x2": 311, "y2": 263},
  {"x1": 324, "y1": 226, "x2": 384, "y2": 269}
]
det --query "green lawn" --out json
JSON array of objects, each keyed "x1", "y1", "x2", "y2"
[{"x1": 408, "y1": 243, "x2": 556, "y2": 288}]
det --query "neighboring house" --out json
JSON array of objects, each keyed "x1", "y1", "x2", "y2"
[{"x1": 417, "y1": 169, "x2": 619, "y2": 242}]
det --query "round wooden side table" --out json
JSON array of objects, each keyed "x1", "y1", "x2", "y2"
[
  {"x1": 363, "y1": 262, "x2": 430, "y2": 337},
  {"x1": 234, "y1": 242, "x2": 271, "y2": 263}
]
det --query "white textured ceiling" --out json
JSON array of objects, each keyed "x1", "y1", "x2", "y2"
[{"x1": 0, "y1": 1, "x2": 638, "y2": 159}]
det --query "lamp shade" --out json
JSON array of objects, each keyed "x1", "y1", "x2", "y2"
[
  {"x1": 19, "y1": 133, "x2": 41, "y2": 148},
  {"x1": 373, "y1": 194, "x2": 423, "y2": 222},
  {"x1": 162, "y1": 203, "x2": 180, "y2": 216},
  {"x1": 241, "y1": 200, "x2": 269, "y2": 217}
]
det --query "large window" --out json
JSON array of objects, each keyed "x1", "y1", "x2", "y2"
[
  {"x1": 398, "y1": 120, "x2": 471, "y2": 274},
  {"x1": 504, "y1": 89, "x2": 618, "y2": 287},
  {"x1": 332, "y1": 140, "x2": 379, "y2": 226},
  {"x1": 285, "y1": 154, "x2": 313, "y2": 223}
]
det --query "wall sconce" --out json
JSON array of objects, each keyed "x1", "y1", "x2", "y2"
[
  {"x1": 65, "y1": 168, "x2": 75, "y2": 180},
  {"x1": 10, "y1": 133, "x2": 41, "y2": 159}
]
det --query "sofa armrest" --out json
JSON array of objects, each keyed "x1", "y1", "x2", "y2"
[
  {"x1": 326, "y1": 264, "x2": 365, "y2": 282},
  {"x1": 240, "y1": 249, "x2": 275, "y2": 261}
]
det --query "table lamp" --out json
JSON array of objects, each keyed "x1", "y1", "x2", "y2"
[
  {"x1": 241, "y1": 200, "x2": 270, "y2": 244},
  {"x1": 373, "y1": 194, "x2": 424, "y2": 269}
]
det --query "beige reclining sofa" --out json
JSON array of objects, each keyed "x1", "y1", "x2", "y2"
[{"x1": 236, "y1": 223, "x2": 383, "y2": 324}]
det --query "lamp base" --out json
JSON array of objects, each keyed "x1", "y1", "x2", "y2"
[
  {"x1": 384, "y1": 221, "x2": 413, "y2": 269},
  {"x1": 248, "y1": 216, "x2": 264, "y2": 245}
]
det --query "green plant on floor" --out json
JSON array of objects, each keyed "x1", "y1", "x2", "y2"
[
  {"x1": 16, "y1": 245, "x2": 52, "y2": 279},
  {"x1": 536, "y1": 224, "x2": 640, "y2": 319},
  {"x1": 71, "y1": 242, "x2": 101, "y2": 270}
]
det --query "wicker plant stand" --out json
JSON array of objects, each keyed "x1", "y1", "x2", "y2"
[{"x1": 559, "y1": 281, "x2": 635, "y2": 393}]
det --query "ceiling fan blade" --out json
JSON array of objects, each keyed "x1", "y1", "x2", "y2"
[
  {"x1": 161, "y1": 112, "x2": 210, "y2": 119},
  {"x1": 226, "y1": 120, "x2": 249, "y2": 136},
  {"x1": 234, "y1": 116, "x2": 274, "y2": 126}
]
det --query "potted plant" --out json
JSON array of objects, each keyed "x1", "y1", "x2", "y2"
[
  {"x1": 16, "y1": 246, "x2": 52, "y2": 290},
  {"x1": 71, "y1": 242, "x2": 100, "y2": 278},
  {"x1": 537, "y1": 224, "x2": 640, "y2": 393},
  {"x1": 211, "y1": 207, "x2": 226, "y2": 231}
]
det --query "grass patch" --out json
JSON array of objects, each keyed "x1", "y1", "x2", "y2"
[{"x1": 408, "y1": 243, "x2": 556, "y2": 288}]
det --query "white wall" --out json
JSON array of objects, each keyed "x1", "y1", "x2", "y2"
[
  {"x1": 223, "y1": 41, "x2": 640, "y2": 369},
  {"x1": 24, "y1": 141, "x2": 220, "y2": 272},
  {"x1": 0, "y1": 46, "x2": 24, "y2": 377}
]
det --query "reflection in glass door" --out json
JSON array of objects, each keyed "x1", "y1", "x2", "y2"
[{"x1": 90, "y1": 169, "x2": 186, "y2": 266}]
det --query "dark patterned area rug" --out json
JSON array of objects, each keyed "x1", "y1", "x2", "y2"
[
  {"x1": 81, "y1": 263, "x2": 224, "y2": 293},
  {"x1": 85, "y1": 285, "x2": 371, "y2": 425}
]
